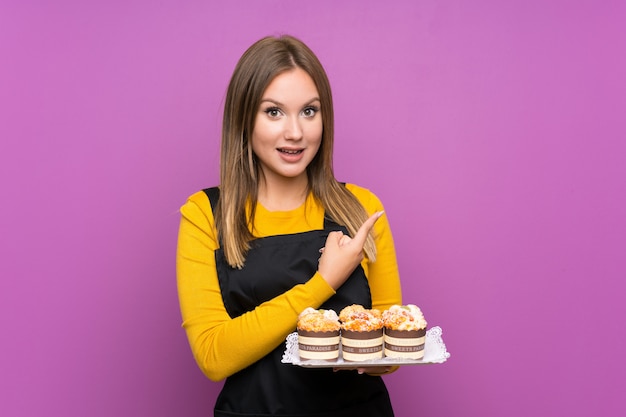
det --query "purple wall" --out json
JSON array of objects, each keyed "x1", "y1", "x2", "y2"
[{"x1": 1, "y1": 1, "x2": 624, "y2": 416}]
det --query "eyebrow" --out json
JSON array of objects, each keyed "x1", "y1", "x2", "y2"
[{"x1": 259, "y1": 97, "x2": 321, "y2": 107}]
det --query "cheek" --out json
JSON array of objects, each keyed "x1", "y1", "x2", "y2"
[
  {"x1": 308, "y1": 120, "x2": 323, "y2": 144},
  {"x1": 251, "y1": 121, "x2": 275, "y2": 148},
  {"x1": 309, "y1": 127, "x2": 323, "y2": 157}
]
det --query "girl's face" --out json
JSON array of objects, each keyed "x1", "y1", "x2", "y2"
[{"x1": 251, "y1": 67, "x2": 323, "y2": 186}]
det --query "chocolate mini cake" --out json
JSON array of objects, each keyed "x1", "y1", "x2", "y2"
[
  {"x1": 297, "y1": 308, "x2": 341, "y2": 361},
  {"x1": 382, "y1": 304, "x2": 428, "y2": 360},
  {"x1": 339, "y1": 305, "x2": 384, "y2": 362}
]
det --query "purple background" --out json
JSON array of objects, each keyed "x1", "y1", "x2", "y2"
[{"x1": 1, "y1": 1, "x2": 624, "y2": 416}]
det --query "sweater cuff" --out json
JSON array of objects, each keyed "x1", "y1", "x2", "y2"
[{"x1": 305, "y1": 272, "x2": 336, "y2": 306}]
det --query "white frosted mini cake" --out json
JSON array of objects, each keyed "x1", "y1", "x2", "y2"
[
  {"x1": 339, "y1": 305, "x2": 384, "y2": 361},
  {"x1": 297, "y1": 308, "x2": 341, "y2": 361},
  {"x1": 382, "y1": 304, "x2": 428, "y2": 360}
]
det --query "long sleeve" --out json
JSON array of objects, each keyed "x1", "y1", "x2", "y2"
[
  {"x1": 176, "y1": 192, "x2": 336, "y2": 381},
  {"x1": 346, "y1": 184, "x2": 403, "y2": 312}
]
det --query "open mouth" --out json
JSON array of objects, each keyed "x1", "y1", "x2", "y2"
[{"x1": 278, "y1": 148, "x2": 303, "y2": 155}]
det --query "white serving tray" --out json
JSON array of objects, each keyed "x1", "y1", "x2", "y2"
[{"x1": 282, "y1": 326, "x2": 450, "y2": 368}]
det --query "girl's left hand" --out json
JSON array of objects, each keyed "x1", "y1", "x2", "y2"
[
  {"x1": 317, "y1": 211, "x2": 383, "y2": 290},
  {"x1": 333, "y1": 366, "x2": 392, "y2": 375}
]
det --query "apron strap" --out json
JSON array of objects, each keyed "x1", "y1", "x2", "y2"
[{"x1": 202, "y1": 186, "x2": 220, "y2": 213}]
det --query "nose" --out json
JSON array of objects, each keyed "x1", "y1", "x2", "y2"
[{"x1": 284, "y1": 116, "x2": 303, "y2": 140}]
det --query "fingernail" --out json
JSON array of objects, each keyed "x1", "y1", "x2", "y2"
[{"x1": 376, "y1": 211, "x2": 385, "y2": 218}]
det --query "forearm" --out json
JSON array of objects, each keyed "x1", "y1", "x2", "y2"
[{"x1": 180, "y1": 270, "x2": 334, "y2": 381}]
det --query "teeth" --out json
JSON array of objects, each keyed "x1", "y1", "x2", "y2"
[{"x1": 280, "y1": 149, "x2": 301, "y2": 154}]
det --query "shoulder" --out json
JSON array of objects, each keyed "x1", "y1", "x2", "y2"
[
  {"x1": 180, "y1": 189, "x2": 216, "y2": 224},
  {"x1": 344, "y1": 183, "x2": 385, "y2": 214},
  {"x1": 178, "y1": 189, "x2": 220, "y2": 249},
  {"x1": 183, "y1": 189, "x2": 213, "y2": 209}
]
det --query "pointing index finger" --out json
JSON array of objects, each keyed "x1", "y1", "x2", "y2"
[{"x1": 352, "y1": 211, "x2": 384, "y2": 246}]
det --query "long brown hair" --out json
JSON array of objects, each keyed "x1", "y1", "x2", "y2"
[{"x1": 217, "y1": 35, "x2": 375, "y2": 268}]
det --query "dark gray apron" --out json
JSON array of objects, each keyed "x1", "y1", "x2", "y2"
[{"x1": 204, "y1": 187, "x2": 394, "y2": 417}]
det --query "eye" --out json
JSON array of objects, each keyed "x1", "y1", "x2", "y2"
[
  {"x1": 302, "y1": 106, "x2": 319, "y2": 118},
  {"x1": 264, "y1": 107, "x2": 282, "y2": 118}
]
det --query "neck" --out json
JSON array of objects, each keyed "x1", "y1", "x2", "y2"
[{"x1": 257, "y1": 175, "x2": 309, "y2": 212}]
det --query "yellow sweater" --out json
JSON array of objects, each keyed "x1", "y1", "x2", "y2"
[{"x1": 176, "y1": 184, "x2": 402, "y2": 381}]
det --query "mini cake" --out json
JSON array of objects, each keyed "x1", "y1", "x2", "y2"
[
  {"x1": 382, "y1": 304, "x2": 428, "y2": 360},
  {"x1": 339, "y1": 304, "x2": 384, "y2": 361},
  {"x1": 297, "y1": 308, "x2": 341, "y2": 361}
]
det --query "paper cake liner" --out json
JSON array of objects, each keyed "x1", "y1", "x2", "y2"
[
  {"x1": 297, "y1": 329, "x2": 340, "y2": 361},
  {"x1": 383, "y1": 327, "x2": 427, "y2": 359},
  {"x1": 340, "y1": 328, "x2": 384, "y2": 361}
]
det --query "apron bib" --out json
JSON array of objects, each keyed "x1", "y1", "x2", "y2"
[{"x1": 204, "y1": 187, "x2": 394, "y2": 417}]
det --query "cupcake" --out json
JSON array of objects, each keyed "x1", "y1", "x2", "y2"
[
  {"x1": 382, "y1": 304, "x2": 428, "y2": 360},
  {"x1": 297, "y1": 308, "x2": 341, "y2": 361},
  {"x1": 339, "y1": 305, "x2": 384, "y2": 361}
]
